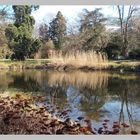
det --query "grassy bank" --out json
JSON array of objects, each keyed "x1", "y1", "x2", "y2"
[
  {"x1": 0, "y1": 59, "x2": 50, "y2": 70},
  {"x1": 48, "y1": 51, "x2": 140, "y2": 72},
  {"x1": 0, "y1": 59, "x2": 140, "y2": 72},
  {"x1": 108, "y1": 60, "x2": 140, "y2": 72}
]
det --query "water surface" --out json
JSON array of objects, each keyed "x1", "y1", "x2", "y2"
[{"x1": 0, "y1": 70, "x2": 140, "y2": 134}]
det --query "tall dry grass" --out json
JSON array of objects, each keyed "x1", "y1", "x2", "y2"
[{"x1": 49, "y1": 51, "x2": 108, "y2": 69}]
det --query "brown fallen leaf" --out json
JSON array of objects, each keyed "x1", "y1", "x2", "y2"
[
  {"x1": 104, "y1": 119, "x2": 110, "y2": 122},
  {"x1": 112, "y1": 124, "x2": 120, "y2": 129},
  {"x1": 98, "y1": 127, "x2": 103, "y2": 134},
  {"x1": 131, "y1": 131, "x2": 138, "y2": 135},
  {"x1": 121, "y1": 123, "x2": 129, "y2": 128},
  {"x1": 102, "y1": 123, "x2": 107, "y2": 126},
  {"x1": 112, "y1": 128, "x2": 119, "y2": 134},
  {"x1": 77, "y1": 116, "x2": 84, "y2": 121}
]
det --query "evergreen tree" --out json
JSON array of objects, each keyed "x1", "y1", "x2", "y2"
[
  {"x1": 0, "y1": 6, "x2": 13, "y2": 58},
  {"x1": 48, "y1": 11, "x2": 67, "y2": 50},
  {"x1": 5, "y1": 5, "x2": 41, "y2": 60}
]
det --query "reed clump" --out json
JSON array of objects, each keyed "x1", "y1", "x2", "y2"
[{"x1": 49, "y1": 51, "x2": 108, "y2": 69}]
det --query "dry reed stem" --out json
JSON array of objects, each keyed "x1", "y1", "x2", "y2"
[{"x1": 49, "y1": 51, "x2": 108, "y2": 69}]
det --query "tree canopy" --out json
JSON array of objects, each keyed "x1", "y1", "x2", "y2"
[
  {"x1": 5, "y1": 5, "x2": 41, "y2": 60},
  {"x1": 48, "y1": 11, "x2": 67, "y2": 50},
  {"x1": 0, "y1": 5, "x2": 140, "y2": 60}
]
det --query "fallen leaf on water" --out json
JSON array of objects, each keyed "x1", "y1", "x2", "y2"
[
  {"x1": 98, "y1": 127, "x2": 103, "y2": 134},
  {"x1": 103, "y1": 125, "x2": 108, "y2": 129},
  {"x1": 112, "y1": 128, "x2": 119, "y2": 134},
  {"x1": 131, "y1": 131, "x2": 138, "y2": 135},
  {"x1": 79, "y1": 127, "x2": 88, "y2": 133},
  {"x1": 102, "y1": 123, "x2": 107, "y2": 126},
  {"x1": 84, "y1": 119, "x2": 91, "y2": 123},
  {"x1": 112, "y1": 124, "x2": 120, "y2": 129},
  {"x1": 121, "y1": 123, "x2": 129, "y2": 128},
  {"x1": 104, "y1": 119, "x2": 110, "y2": 122},
  {"x1": 77, "y1": 116, "x2": 84, "y2": 121}
]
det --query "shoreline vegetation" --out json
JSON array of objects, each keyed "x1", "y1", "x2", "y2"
[
  {"x1": 0, "y1": 59, "x2": 140, "y2": 73},
  {"x1": 0, "y1": 51, "x2": 140, "y2": 72},
  {"x1": 0, "y1": 92, "x2": 138, "y2": 135}
]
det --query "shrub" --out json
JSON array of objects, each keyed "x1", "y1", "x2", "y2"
[{"x1": 129, "y1": 48, "x2": 140, "y2": 60}]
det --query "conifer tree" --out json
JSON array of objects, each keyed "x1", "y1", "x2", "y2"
[
  {"x1": 49, "y1": 11, "x2": 67, "y2": 49},
  {"x1": 5, "y1": 5, "x2": 41, "y2": 60}
]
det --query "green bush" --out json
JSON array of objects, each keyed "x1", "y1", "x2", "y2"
[
  {"x1": 104, "y1": 43, "x2": 121, "y2": 59},
  {"x1": 129, "y1": 48, "x2": 140, "y2": 60}
]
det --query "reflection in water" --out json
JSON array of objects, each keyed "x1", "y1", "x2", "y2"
[
  {"x1": 47, "y1": 71, "x2": 109, "y2": 90},
  {"x1": 0, "y1": 70, "x2": 140, "y2": 133},
  {"x1": 79, "y1": 87, "x2": 108, "y2": 121},
  {"x1": 47, "y1": 71, "x2": 110, "y2": 121},
  {"x1": 0, "y1": 72, "x2": 13, "y2": 91}
]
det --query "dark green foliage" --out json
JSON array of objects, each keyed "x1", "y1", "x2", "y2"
[
  {"x1": 104, "y1": 43, "x2": 121, "y2": 59},
  {"x1": 5, "y1": 5, "x2": 41, "y2": 60},
  {"x1": 48, "y1": 11, "x2": 67, "y2": 50},
  {"x1": 104, "y1": 32, "x2": 122, "y2": 59},
  {"x1": 129, "y1": 48, "x2": 140, "y2": 60}
]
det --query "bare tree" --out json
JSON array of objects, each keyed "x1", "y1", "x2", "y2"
[{"x1": 117, "y1": 5, "x2": 138, "y2": 57}]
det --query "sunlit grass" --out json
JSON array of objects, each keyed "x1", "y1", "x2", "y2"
[
  {"x1": 0, "y1": 59, "x2": 49, "y2": 65},
  {"x1": 0, "y1": 57, "x2": 140, "y2": 72},
  {"x1": 0, "y1": 59, "x2": 50, "y2": 70}
]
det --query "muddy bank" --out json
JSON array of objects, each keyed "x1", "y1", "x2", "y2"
[{"x1": 36, "y1": 63, "x2": 140, "y2": 73}]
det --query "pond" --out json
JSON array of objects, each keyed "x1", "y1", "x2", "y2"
[{"x1": 0, "y1": 70, "x2": 140, "y2": 134}]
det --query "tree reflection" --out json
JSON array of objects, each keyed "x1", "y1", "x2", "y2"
[
  {"x1": 9, "y1": 73, "x2": 40, "y2": 92},
  {"x1": 47, "y1": 71, "x2": 109, "y2": 90},
  {"x1": 46, "y1": 71, "x2": 110, "y2": 118},
  {"x1": 108, "y1": 75, "x2": 140, "y2": 133},
  {"x1": 44, "y1": 84, "x2": 67, "y2": 110},
  {"x1": 78, "y1": 86, "x2": 108, "y2": 121},
  {"x1": 0, "y1": 69, "x2": 140, "y2": 132},
  {"x1": 0, "y1": 71, "x2": 13, "y2": 92}
]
